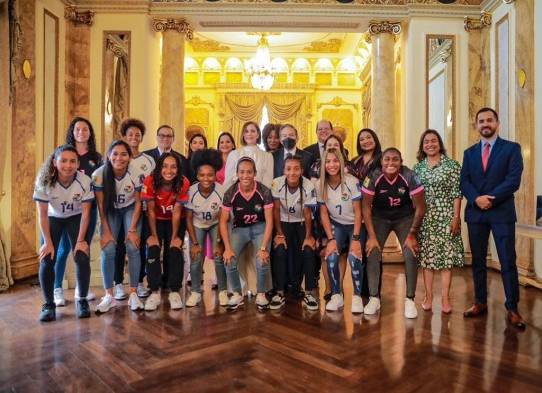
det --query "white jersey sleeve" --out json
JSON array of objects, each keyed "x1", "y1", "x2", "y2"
[
  {"x1": 271, "y1": 176, "x2": 315, "y2": 223},
  {"x1": 92, "y1": 165, "x2": 141, "y2": 209},
  {"x1": 129, "y1": 153, "x2": 155, "y2": 186},
  {"x1": 187, "y1": 182, "x2": 224, "y2": 229}
]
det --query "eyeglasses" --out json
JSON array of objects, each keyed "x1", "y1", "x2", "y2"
[{"x1": 158, "y1": 134, "x2": 174, "y2": 139}]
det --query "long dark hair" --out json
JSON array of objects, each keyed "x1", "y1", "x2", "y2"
[
  {"x1": 355, "y1": 128, "x2": 382, "y2": 174},
  {"x1": 65, "y1": 117, "x2": 101, "y2": 162},
  {"x1": 152, "y1": 152, "x2": 184, "y2": 194},
  {"x1": 217, "y1": 131, "x2": 236, "y2": 151},
  {"x1": 36, "y1": 144, "x2": 79, "y2": 191},
  {"x1": 283, "y1": 154, "x2": 305, "y2": 217},
  {"x1": 188, "y1": 133, "x2": 208, "y2": 159},
  {"x1": 416, "y1": 129, "x2": 447, "y2": 162},
  {"x1": 103, "y1": 140, "x2": 132, "y2": 215}
]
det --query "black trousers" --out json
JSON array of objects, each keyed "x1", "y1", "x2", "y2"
[
  {"x1": 39, "y1": 214, "x2": 92, "y2": 305},
  {"x1": 272, "y1": 221, "x2": 317, "y2": 293}
]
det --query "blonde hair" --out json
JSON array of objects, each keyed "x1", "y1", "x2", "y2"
[{"x1": 319, "y1": 148, "x2": 345, "y2": 202}]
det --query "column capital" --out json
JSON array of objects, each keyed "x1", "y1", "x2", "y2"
[
  {"x1": 151, "y1": 18, "x2": 194, "y2": 40},
  {"x1": 64, "y1": 6, "x2": 94, "y2": 26},
  {"x1": 464, "y1": 11, "x2": 492, "y2": 32},
  {"x1": 368, "y1": 21, "x2": 401, "y2": 36}
]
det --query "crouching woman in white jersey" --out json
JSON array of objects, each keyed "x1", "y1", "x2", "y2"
[
  {"x1": 33, "y1": 144, "x2": 94, "y2": 322},
  {"x1": 185, "y1": 149, "x2": 228, "y2": 307},
  {"x1": 93, "y1": 140, "x2": 144, "y2": 312},
  {"x1": 317, "y1": 148, "x2": 364, "y2": 313}
]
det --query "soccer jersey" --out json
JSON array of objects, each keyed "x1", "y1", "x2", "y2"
[
  {"x1": 222, "y1": 181, "x2": 273, "y2": 229},
  {"x1": 129, "y1": 153, "x2": 155, "y2": 186},
  {"x1": 142, "y1": 175, "x2": 190, "y2": 220},
  {"x1": 271, "y1": 176, "x2": 317, "y2": 223},
  {"x1": 316, "y1": 174, "x2": 361, "y2": 225},
  {"x1": 33, "y1": 171, "x2": 94, "y2": 218},
  {"x1": 78, "y1": 151, "x2": 103, "y2": 177},
  {"x1": 186, "y1": 182, "x2": 225, "y2": 229},
  {"x1": 361, "y1": 166, "x2": 424, "y2": 220},
  {"x1": 92, "y1": 166, "x2": 142, "y2": 209}
]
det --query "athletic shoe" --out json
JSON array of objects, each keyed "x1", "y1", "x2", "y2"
[
  {"x1": 144, "y1": 293, "x2": 161, "y2": 311},
  {"x1": 169, "y1": 292, "x2": 184, "y2": 310},
  {"x1": 269, "y1": 293, "x2": 285, "y2": 310},
  {"x1": 76, "y1": 299, "x2": 91, "y2": 318},
  {"x1": 97, "y1": 294, "x2": 115, "y2": 313},
  {"x1": 129, "y1": 293, "x2": 144, "y2": 311},
  {"x1": 137, "y1": 283, "x2": 150, "y2": 298},
  {"x1": 404, "y1": 298, "x2": 418, "y2": 319},
  {"x1": 226, "y1": 292, "x2": 244, "y2": 311},
  {"x1": 325, "y1": 294, "x2": 344, "y2": 311},
  {"x1": 39, "y1": 303, "x2": 56, "y2": 322},
  {"x1": 351, "y1": 295, "x2": 364, "y2": 314},
  {"x1": 54, "y1": 288, "x2": 65, "y2": 307},
  {"x1": 218, "y1": 290, "x2": 229, "y2": 307},
  {"x1": 256, "y1": 293, "x2": 270, "y2": 310},
  {"x1": 74, "y1": 286, "x2": 96, "y2": 301},
  {"x1": 186, "y1": 292, "x2": 202, "y2": 307},
  {"x1": 364, "y1": 297, "x2": 381, "y2": 315},
  {"x1": 303, "y1": 293, "x2": 319, "y2": 311},
  {"x1": 323, "y1": 292, "x2": 332, "y2": 302},
  {"x1": 114, "y1": 284, "x2": 127, "y2": 300}
]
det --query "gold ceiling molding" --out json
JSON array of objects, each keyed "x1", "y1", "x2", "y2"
[
  {"x1": 186, "y1": 96, "x2": 215, "y2": 108},
  {"x1": 150, "y1": 0, "x2": 482, "y2": 3},
  {"x1": 368, "y1": 21, "x2": 402, "y2": 36},
  {"x1": 151, "y1": 18, "x2": 194, "y2": 40},
  {"x1": 106, "y1": 35, "x2": 128, "y2": 58},
  {"x1": 64, "y1": 6, "x2": 94, "y2": 26},
  {"x1": 464, "y1": 11, "x2": 491, "y2": 31},
  {"x1": 190, "y1": 38, "x2": 230, "y2": 52},
  {"x1": 304, "y1": 39, "x2": 342, "y2": 53},
  {"x1": 318, "y1": 96, "x2": 358, "y2": 110},
  {"x1": 199, "y1": 21, "x2": 361, "y2": 29}
]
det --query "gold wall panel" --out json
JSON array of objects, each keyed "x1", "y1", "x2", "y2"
[
  {"x1": 338, "y1": 73, "x2": 355, "y2": 86},
  {"x1": 315, "y1": 73, "x2": 332, "y2": 85},
  {"x1": 276, "y1": 72, "x2": 288, "y2": 83},
  {"x1": 225, "y1": 72, "x2": 242, "y2": 83},
  {"x1": 322, "y1": 108, "x2": 354, "y2": 156},
  {"x1": 204, "y1": 71, "x2": 220, "y2": 84},
  {"x1": 185, "y1": 71, "x2": 198, "y2": 85},
  {"x1": 293, "y1": 72, "x2": 309, "y2": 84},
  {"x1": 186, "y1": 107, "x2": 210, "y2": 131}
]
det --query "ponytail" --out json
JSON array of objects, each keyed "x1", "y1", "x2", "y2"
[
  {"x1": 36, "y1": 144, "x2": 78, "y2": 191},
  {"x1": 103, "y1": 140, "x2": 132, "y2": 215}
]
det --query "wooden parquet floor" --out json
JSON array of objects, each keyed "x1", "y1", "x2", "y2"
[{"x1": 1, "y1": 266, "x2": 542, "y2": 393}]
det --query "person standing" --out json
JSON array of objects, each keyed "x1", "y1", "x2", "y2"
[
  {"x1": 143, "y1": 125, "x2": 190, "y2": 179},
  {"x1": 305, "y1": 119, "x2": 333, "y2": 165},
  {"x1": 272, "y1": 124, "x2": 313, "y2": 178},
  {"x1": 216, "y1": 132, "x2": 236, "y2": 185},
  {"x1": 262, "y1": 123, "x2": 282, "y2": 153},
  {"x1": 460, "y1": 107, "x2": 525, "y2": 329}
]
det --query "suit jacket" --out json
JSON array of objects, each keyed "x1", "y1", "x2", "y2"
[
  {"x1": 143, "y1": 147, "x2": 191, "y2": 181},
  {"x1": 272, "y1": 148, "x2": 313, "y2": 178},
  {"x1": 460, "y1": 137, "x2": 523, "y2": 223}
]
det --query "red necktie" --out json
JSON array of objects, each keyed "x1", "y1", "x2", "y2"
[{"x1": 482, "y1": 142, "x2": 490, "y2": 172}]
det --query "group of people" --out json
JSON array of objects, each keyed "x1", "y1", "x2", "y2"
[{"x1": 33, "y1": 106, "x2": 527, "y2": 329}]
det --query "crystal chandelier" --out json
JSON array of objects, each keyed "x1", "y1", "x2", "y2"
[{"x1": 245, "y1": 33, "x2": 276, "y2": 90}]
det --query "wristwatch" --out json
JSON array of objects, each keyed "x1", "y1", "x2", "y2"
[{"x1": 351, "y1": 234, "x2": 360, "y2": 241}]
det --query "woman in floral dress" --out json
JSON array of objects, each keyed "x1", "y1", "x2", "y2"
[{"x1": 414, "y1": 130, "x2": 464, "y2": 314}]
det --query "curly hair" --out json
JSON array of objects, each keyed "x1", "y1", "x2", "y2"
[
  {"x1": 191, "y1": 148, "x2": 223, "y2": 174},
  {"x1": 262, "y1": 123, "x2": 281, "y2": 151},
  {"x1": 102, "y1": 140, "x2": 132, "y2": 215},
  {"x1": 119, "y1": 118, "x2": 146, "y2": 137},
  {"x1": 36, "y1": 144, "x2": 79, "y2": 191},
  {"x1": 152, "y1": 152, "x2": 184, "y2": 194},
  {"x1": 65, "y1": 117, "x2": 101, "y2": 162}
]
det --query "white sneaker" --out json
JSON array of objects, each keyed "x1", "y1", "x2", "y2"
[
  {"x1": 97, "y1": 293, "x2": 115, "y2": 313},
  {"x1": 325, "y1": 294, "x2": 344, "y2": 311},
  {"x1": 128, "y1": 292, "x2": 144, "y2": 311},
  {"x1": 169, "y1": 292, "x2": 184, "y2": 310},
  {"x1": 54, "y1": 288, "x2": 65, "y2": 307},
  {"x1": 364, "y1": 297, "x2": 381, "y2": 315},
  {"x1": 137, "y1": 283, "x2": 150, "y2": 298},
  {"x1": 351, "y1": 295, "x2": 364, "y2": 314},
  {"x1": 114, "y1": 284, "x2": 127, "y2": 300},
  {"x1": 256, "y1": 293, "x2": 269, "y2": 310},
  {"x1": 74, "y1": 286, "x2": 96, "y2": 301},
  {"x1": 404, "y1": 298, "x2": 418, "y2": 319},
  {"x1": 186, "y1": 292, "x2": 202, "y2": 307},
  {"x1": 227, "y1": 292, "x2": 244, "y2": 311},
  {"x1": 218, "y1": 290, "x2": 229, "y2": 307},
  {"x1": 144, "y1": 292, "x2": 161, "y2": 311}
]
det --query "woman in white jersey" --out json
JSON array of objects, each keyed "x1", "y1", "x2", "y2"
[
  {"x1": 93, "y1": 140, "x2": 144, "y2": 312},
  {"x1": 33, "y1": 144, "x2": 94, "y2": 322},
  {"x1": 270, "y1": 155, "x2": 319, "y2": 311},
  {"x1": 185, "y1": 149, "x2": 228, "y2": 307},
  {"x1": 317, "y1": 148, "x2": 364, "y2": 313}
]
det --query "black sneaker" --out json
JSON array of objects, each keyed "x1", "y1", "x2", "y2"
[
  {"x1": 303, "y1": 293, "x2": 319, "y2": 311},
  {"x1": 269, "y1": 293, "x2": 285, "y2": 310},
  {"x1": 323, "y1": 292, "x2": 332, "y2": 302},
  {"x1": 76, "y1": 299, "x2": 91, "y2": 318},
  {"x1": 39, "y1": 303, "x2": 56, "y2": 322}
]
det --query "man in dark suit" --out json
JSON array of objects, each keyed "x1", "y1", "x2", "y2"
[
  {"x1": 460, "y1": 107, "x2": 525, "y2": 329},
  {"x1": 273, "y1": 124, "x2": 313, "y2": 178},
  {"x1": 304, "y1": 119, "x2": 333, "y2": 165},
  {"x1": 143, "y1": 124, "x2": 190, "y2": 180}
]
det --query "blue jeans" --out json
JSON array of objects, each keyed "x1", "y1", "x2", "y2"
[
  {"x1": 100, "y1": 205, "x2": 142, "y2": 289},
  {"x1": 54, "y1": 204, "x2": 98, "y2": 289},
  {"x1": 226, "y1": 222, "x2": 271, "y2": 294},
  {"x1": 326, "y1": 221, "x2": 364, "y2": 296},
  {"x1": 190, "y1": 224, "x2": 227, "y2": 293}
]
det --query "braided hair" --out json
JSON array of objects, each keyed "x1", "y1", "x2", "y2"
[{"x1": 283, "y1": 154, "x2": 304, "y2": 221}]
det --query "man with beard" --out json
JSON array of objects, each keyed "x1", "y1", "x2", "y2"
[{"x1": 460, "y1": 107, "x2": 525, "y2": 329}]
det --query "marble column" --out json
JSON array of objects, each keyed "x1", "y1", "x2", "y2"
[
  {"x1": 152, "y1": 18, "x2": 193, "y2": 154},
  {"x1": 514, "y1": 0, "x2": 535, "y2": 278},
  {"x1": 64, "y1": 6, "x2": 93, "y2": 129},
  {"x1": 465, "y1": 12, "x2": 491, "y2": 145},
  {"x1": 369, "y1": 21, "x2": 401, "y2": 149},
  {"x1": 10, "y1": 0, "x2": 37, "y2": 279}
]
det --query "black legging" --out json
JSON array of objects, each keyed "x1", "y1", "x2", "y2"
[{"x1": 39, "y1": 214, "x2": 92, "y2": 305}]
